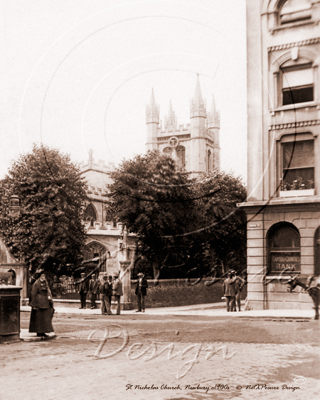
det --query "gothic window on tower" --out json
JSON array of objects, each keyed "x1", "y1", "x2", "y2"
[
  {"x1": 207, "y1": 150, "x2": 212, "y2": 172},
  {"x1": 281, "y1": 64, "x2": 314, "y2": 106},
  {"x1": 84, "y1": 203, "x2": 97, "y2": 228},
  {"x1": 176, "y1": 146, "x2": 185, "y2": 169},
  {"x1": 278, "y1": 0, "x2": 312, "y2": 25},
  {"x1": 281, "y1": 139, "x2": 314, "y2": 192}
]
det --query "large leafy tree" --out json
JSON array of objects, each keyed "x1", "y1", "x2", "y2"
[
  {"x1": 106, "y1": 150, "x2": 246, "y2": 280},
  {"x1": 0, "y1": 144, "x2": 88, "y2": 275}
]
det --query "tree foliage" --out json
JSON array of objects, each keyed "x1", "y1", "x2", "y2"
[
  {"x1": 0, "y1": 144, "x2": 88, "y2": 274},
  {"x1": 106, "y1": 151, "x2": 246, "y2": 279}
]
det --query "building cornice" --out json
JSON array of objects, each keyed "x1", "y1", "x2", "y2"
[
  {"x1": 269, "y1": 120, "x2": 320, "y2": 130},
  {"x1": 268, "y1": 37, "x2": 320, "y2": 52}
]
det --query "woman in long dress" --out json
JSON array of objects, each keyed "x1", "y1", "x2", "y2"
[{"x1": 29, "y1": 272, "x2": 54, "y2": 337}]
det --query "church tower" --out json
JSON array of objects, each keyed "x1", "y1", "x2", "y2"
[{"x1": 145, "y1": 75, "x2": 220, "y2": 174}]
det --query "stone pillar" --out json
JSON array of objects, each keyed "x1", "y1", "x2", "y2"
[
  {"x1": 119, "y1": 260, "x2": 132, "y2": 310},
  {"x1": 117, "y1": 225, "x2": 134, "y2": 309}
]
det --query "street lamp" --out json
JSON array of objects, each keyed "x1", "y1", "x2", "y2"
[{"x1": 0, "y1": 187, "x2": 20, "y2": 219}]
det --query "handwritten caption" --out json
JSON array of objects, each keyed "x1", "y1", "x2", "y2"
[{"x1": 126, "y1": 383, "x2": 301, "y2": 393}]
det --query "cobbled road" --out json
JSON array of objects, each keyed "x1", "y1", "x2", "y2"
[{"x1": 1, "y1": 313, "x2": 319, "y2": 400}]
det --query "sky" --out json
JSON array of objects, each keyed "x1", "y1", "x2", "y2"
[{"x1": 0, "y1": 0, "x2": 247, "y2": 181}]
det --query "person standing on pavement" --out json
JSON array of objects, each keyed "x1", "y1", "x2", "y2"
[
  {"x1": 223, "y1": 270, "x2": 236, "y2": 312},
  {"x1": 232, "y1": 271, "x2": 245, "y2": 312},
  {"x1": 29, "y1": 272, "x2": 54, "y2": 337},
  {"x1": 77, "y1": 272, "x2": 89, "y2": 309},
  {"x1": 112, "y1": 273, "x2": 123, "y2": 315},
  {"x1": 99, "y1": 275, "x2": 113, "y2": 315},
  {"x1": 28, "y1": 268, "x2": 43, "y2": 305},
  {"x1": 135, "y1": 272, "x2": 148, "y2": 313},
  {"x1": 88, "y1": 273, "x2": 99, "y2": 309}
]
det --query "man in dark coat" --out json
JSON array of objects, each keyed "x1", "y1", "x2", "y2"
[
  {"x1": 112, "y1": 273, "x2": 123, "y2": 315},
  {"x1": 231, "y1": 270, "x2": 245, "y2": 312},
  {"x1": 223, "y1": 270, "x2": 236, "y2": 312},
  {"x1": 135, "y1": 272, "x2": 148, "y2": 313},
  {"x1": 29, "y1": 272, "x2": 54, "y2": 337},
  {"x1": 99, "y1": 275, "x2": 113, "y2": 315},
  {"x1": 89, "y1": 273, "x2": 99, "y2": 309},
  {"x1": 77, "y1": 272, "x2": 89, "y2": 309}
]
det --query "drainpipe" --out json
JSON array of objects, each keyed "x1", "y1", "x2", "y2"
[{"x1": 263, "y1": 211, "x2": 268, "y2": 310}]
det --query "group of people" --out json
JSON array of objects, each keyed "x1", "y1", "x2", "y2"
[
  {"x1": 76, "y1": 271, "x2": 148, "y2": 315},
  {"x1": 223, "y1": 270, "x2": 245, "y2": 312},
  {"x1": 76, "y1": 272, "x2": 123, "y2": 315},
  {"x1": 27, "y1": 266, "x2": 243, "y2": 339}
]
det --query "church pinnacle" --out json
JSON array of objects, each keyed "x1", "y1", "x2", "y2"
[
  {"x1": 146, "y1": 88, "x2": 159, "y2": 124},
  {"x1": 190, "y1": 74, "x2": 206, "y2": 118},
  {"x1": 165, "y1": 100, "x2": 176, "y2": 129},
  {"x1": 208, "y1": 94, "x2": 220, "y2": 129}
]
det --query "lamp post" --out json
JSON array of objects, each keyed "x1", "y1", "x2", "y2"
[{"x1": 0, "y1": 187, "x2": 21, "y2": 221}]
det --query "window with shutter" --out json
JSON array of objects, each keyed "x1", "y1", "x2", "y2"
[
  {"x1": 282, "y1": 140, "x2": 314, "y2": 190},
  {"x1": 282, "y1": 65, "x2": 314, "y2": 106}
]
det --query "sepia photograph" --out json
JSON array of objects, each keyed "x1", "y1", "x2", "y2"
[{"x1": 0, "y1": 0, "x2": 319, "y2": 399}]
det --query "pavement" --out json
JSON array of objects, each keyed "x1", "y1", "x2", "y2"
[
  {"x1": 20, "y1": 300, "x2": 315, "y2": 321},
  {"x1": 20, "y1": 301, "x2": 316, "y2": 341}
]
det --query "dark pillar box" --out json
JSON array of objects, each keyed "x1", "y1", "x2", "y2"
[{"x1": 0, "y1": 285, "x2": 22, "y2": 343}]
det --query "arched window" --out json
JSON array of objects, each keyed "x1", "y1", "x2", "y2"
[
  {"x1": 176, "y1": 145, "x2": 185, "y2": 169},
  {"x1": 267, "y1": 223, "x2": 300, "y2": 274},
  {"x1": 207, "y1": 150, "x2": 212, "y2": 172},
  {"x1": 314, "y1": 227, "x2": 320, "y2": 276},
  {"x1": 83, "y1": 242, "x2": 107, "y2": 272},
  {"x1": 279, "y1": 0, "x2": 312, "y2": 25},
  {"x1": 84, "y1": 203, "x2": 97, "y2": 227}
]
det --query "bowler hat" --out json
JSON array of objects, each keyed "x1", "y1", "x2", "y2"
[
  {"x1": 35, "y1": 268, "x2": 44, "y2": 274},
  {"x1": 137, "y1": 272, "x2": 144, "y2": 277}
]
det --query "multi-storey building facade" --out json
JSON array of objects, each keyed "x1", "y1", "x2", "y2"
[
  {"x1": 244, "y1": 0, "x2": 320, "y2": 309},
  {"x1": 145, "y1": 75, "x2": 220, "y2": 174}
]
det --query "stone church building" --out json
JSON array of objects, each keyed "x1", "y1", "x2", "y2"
[
  {"x1": 80, "y1": 151, "x2": 136, "y2": 279},
  {"x1": 80, "y1": 75, "x2": 221, "y2": 278},
  {"x1": 145, "y1": 75, "x2": 220, "y2": 174}
]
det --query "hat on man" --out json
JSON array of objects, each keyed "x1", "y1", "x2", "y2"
[
  {"x1": 137, "y1": 272, "x2": 144, "y2": 277},
  {"x1": 103, "y1": 275, "x2": 108, "y2": 280},
  {"x1": 35, "y1": 268, "x2": 44, "y2": 275}
]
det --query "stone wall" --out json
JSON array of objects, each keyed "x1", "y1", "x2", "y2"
[
  {"x1": 130, "y1": 279, "x2": 247, "y2": 308},
  {"x1": 53, "y1": 278, "x2": 247, "y2": 308}
]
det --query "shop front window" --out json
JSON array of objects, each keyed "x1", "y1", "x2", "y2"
[
  {"x1": 268, "y1": 223, "x2": 300, "y2": 274},
  {"x1": 314, "y1": 227, "x2": 320, "y2": 276}
]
